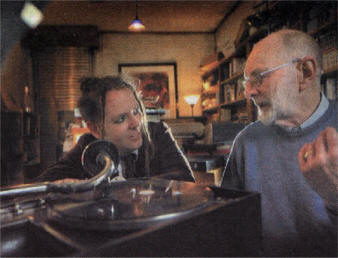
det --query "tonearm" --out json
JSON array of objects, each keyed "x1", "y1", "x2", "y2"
[{"x1": 0, "y1": 140, "x2": 119, "y2": 198}]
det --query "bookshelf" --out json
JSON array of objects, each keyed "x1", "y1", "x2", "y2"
[
  {"x1": 200, "y1": 1, "x2": 337, "y2": 124},
  {"x1": 200, "y1": 27, "x2": 268, "y2": 123}
]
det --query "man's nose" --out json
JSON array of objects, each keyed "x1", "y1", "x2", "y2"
[
  {"x1": 128, "y1": 114, "x2": 141, "y2": 129},
  {"x1": 244, "y1": 82, "x2": 259, "y2": 99}
]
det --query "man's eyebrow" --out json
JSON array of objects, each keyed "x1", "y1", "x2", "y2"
[
  {"x1": 112, "y1": 105, "x2": 139, "y2": 119},
  {"x1": 245, "y1": 68, "x2": 265, "y2": 77},
  {"x1": 109, "y1": 111, "x2": 126, "y2": 120}
]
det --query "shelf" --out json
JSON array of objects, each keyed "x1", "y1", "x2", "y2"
[
  {"x1": 220, "y1": 99, "x2": 247, "y2": 108},
  {"x1": 202, "y1": 86, "x2": 219, "y2": 96},
  {"x1": 200, "y1": 30, "x2": 269, "y2": 82},
  {"x1": 323, "y1": 67, "x2": 338, "y2": 76},
  {"x1": 220, "y1": 72, "x2": 243, "y2": 85},
  {"x1": 308, "y1": 21, "x2": 337, "y2": 37},
  {"x1": 202, "y1": 105, "x2": 219, "y2": 114},
  {"x1": 199, "y1": 1, "x2": 336, "y2": 123},
  {"x1": 321, "y1": 68, "x2": 338, "y2": 82},
  {"x1": 146, "y1": 108, "x2": 166, "y2": 116},
  {"x1": 200, "y1": 61, "x2": 220, "y2": 78},
  {"x1": 235, "y1": 27, "x2": 269, "y2": 56}
]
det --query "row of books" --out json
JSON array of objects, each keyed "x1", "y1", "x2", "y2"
[
  {"x1": 322, "y1": 48, "x2": 337, "y2": 73},
  {"x1": 230, "y1": 58, "x2": 246, "y2": 76},
  {"x1": 223, "y1": 78, "x2": 245, "y2": 104},
  {"x1": 306, "y1": 4, "x2": 336, "y2": 33},
  {"x1": 220, "y1": 58, "x2": 246, "y2": 81},
  {"x1": 318, "y1": 30, "x2": 337, "y2": 51},
  {"x1": 322, "y1": 78, "x2": 337, "y2": 101},
  {"x1": 201, "y1": 95, "x2": 218, "y2": 110}
]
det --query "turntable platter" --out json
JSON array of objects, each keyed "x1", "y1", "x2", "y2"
[{"x1": 47, "y1": 178, "x2": 214, "y2": 230}]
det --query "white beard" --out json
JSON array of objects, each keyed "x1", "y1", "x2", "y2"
[
  {"x1": 255, "y1": 82, "x2": 297, "y2": 126},
  {"x1": 257, "y1": 105, "x2": 277, "y2": 126}
]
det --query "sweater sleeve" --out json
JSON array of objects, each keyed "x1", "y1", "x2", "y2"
[
  {"x1": 220, "y1": 133, "x2": 245, "y2": 189},
  {"x1": 150, "y1": 122, "x2": 195, "y2": 182},
  {"x1": 34, "y1": 134, "x2": 95, "y2": 182}
]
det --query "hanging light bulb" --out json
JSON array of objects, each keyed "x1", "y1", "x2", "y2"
[{"x1": 128, "y1": 3, "x2": 145, "y2": 32}]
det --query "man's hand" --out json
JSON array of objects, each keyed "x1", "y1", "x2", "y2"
[{"x1": 298, "y1": 127, "x2": 338, "y2": 210}]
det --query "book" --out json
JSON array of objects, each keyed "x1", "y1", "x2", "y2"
[{"x1": 326, "y1": 78, "x2": 337, "y2": 100}]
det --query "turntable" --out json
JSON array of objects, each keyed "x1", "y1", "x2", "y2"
[{"x1": 0, "y1": 141, "x2": 261, "y2": 257}]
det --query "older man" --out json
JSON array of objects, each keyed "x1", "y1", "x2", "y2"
[{"x1": 221, "y1": 29, "x2": 337, "y2": 256}]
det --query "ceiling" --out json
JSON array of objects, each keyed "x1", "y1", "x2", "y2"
[{"x1": 41, "y1": 1, "x2": 240, "y2": 33}]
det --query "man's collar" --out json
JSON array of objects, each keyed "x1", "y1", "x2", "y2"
[
  {"x1": 275, "y1": 93, "x2": 329, "y2": 133},
  {"x1": 300, "y1": 93, "x2": 329, "y2": 129}
]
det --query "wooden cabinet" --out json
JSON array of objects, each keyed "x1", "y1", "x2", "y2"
[{"x1": 200, "y1": 1, "x2": 337, "y2": 124}]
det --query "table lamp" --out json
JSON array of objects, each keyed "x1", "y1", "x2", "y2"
[{"x1": 184, "y1": 95, "x2": 200, "y2": 116}]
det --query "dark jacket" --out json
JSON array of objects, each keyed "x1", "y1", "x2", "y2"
[{"x1": 36, "y1": 121, "x2": 194, "y2": 182}]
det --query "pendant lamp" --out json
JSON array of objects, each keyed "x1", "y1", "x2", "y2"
[{"x1": 128, "y1": 3, "x2": 145, "y2": 32}]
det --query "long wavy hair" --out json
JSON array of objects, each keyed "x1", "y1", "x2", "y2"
[{"x1": 78, "y1": 76, "x2": 154, "y2": 175}]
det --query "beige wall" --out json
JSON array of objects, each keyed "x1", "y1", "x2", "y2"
[
  {"x1": 216, "y1": 1, "x2": 256, "y2": 57},
  {"x1": 2, "y1": 1, "x2": 257, "y2": 117},
  {"x1": 95, "y1": 32, "x2": 214, "y2": 117}
]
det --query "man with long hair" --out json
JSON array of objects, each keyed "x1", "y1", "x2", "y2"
[{"x1": 37, "y1": 76, "x2": 194, "y2": 182}]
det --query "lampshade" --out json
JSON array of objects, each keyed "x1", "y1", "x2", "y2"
[
  {"x1": 128, "y1": 4, "x2": 145, "y2": 32},
  {"x1": 128, "y1": 17, "x2": 145, "y2": 32},
  {"x1": 184, "y1": 95, "x2": 200, "y2": 105}
]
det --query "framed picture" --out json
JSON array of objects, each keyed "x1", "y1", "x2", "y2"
[{"x1": 118, "y1": 62, "x2": 178, "y2": 119}]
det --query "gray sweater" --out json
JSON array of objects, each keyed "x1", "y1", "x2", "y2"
[{"x1": 221, "y1": 100, "x2": 337, "y2": 257}]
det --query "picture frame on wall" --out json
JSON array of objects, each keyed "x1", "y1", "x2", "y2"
[{"x1": 118, "y1": 62, "x2": 178, "y2": 119}]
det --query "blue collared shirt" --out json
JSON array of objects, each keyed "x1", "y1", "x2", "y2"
[
  {"x1": 301, "y1": 93, "x2": 329, "y2": 129},
  {"x1": 280, "y1": 93, "x2": 329, "y2": 133}
]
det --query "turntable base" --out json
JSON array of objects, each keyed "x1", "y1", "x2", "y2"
[
  {"x1": 48, "y1": 178, "x2": 215, "y2": 230},
  {"x1": 1, "y1": 178, "x2": 261, "y2": 257}
]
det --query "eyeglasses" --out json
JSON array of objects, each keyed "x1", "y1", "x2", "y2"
[{"x1": 243, "y1": 58, "x2": 301, "y2": 89}]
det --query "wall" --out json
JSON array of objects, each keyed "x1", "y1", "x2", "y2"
[
  {"x1": 95, "y1": 32, "x2": 214, "y2": 117},
  {"x1": 216, "y1": 1, "x2": 257, "y2": 57},
  {"x1": 1, "y1": 43, "x2": 34, "y2": 185},
  {"x1": 1, "y1": 42, "x2": 34, "y2": 112},
  {"x1": 1, "y1": 2, "x2": 258, "y2": 117}
]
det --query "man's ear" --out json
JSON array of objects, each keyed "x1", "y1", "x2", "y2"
[
  {"x1": 297, "y1": 57, "x2": 317, "y2": 91},
  {"x1": 86, "y1": 121, "x2": 102, "y2": 139}
]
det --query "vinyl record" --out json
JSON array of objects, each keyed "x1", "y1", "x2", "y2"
[{"x1": 47, "y1": 178, "x2": 214, "y2": 230}]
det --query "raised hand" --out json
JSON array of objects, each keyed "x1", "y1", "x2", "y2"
[{"x1": 298, "y1": 127, "x2": 338, "y2": 211}]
